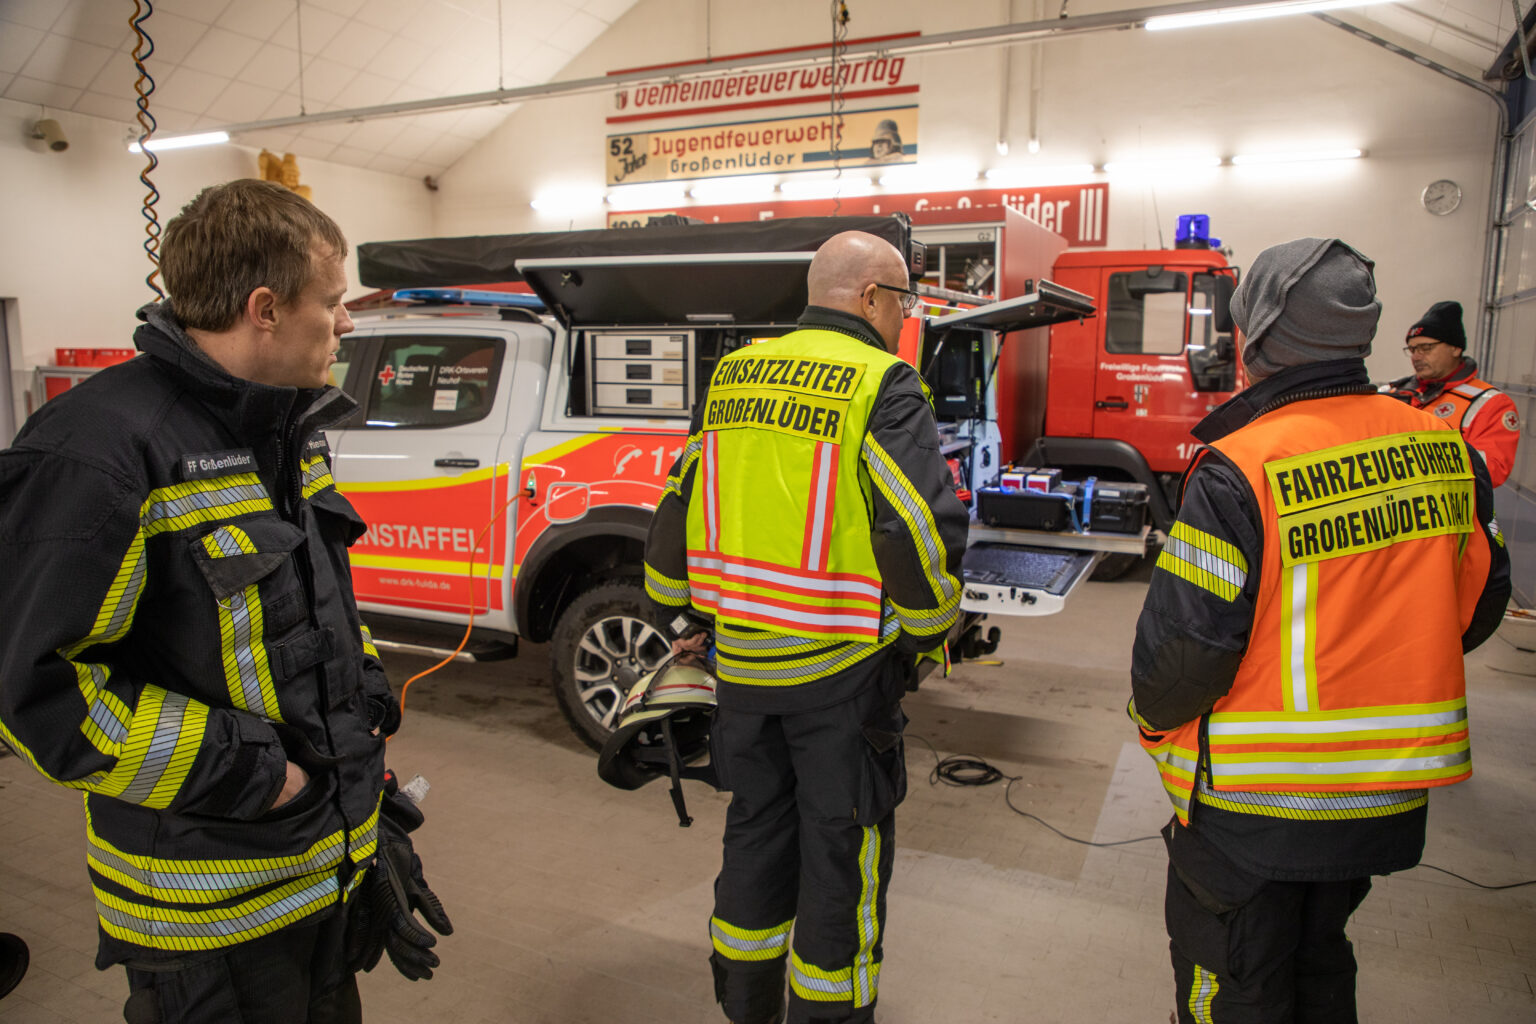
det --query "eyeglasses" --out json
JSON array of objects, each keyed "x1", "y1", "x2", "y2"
[
  {"x1": 874, "y1": 282, "x2": 920, "y2": 313},
  {"x1": 1403, "y1": 341, "x2": 1447, "y2": 357}
]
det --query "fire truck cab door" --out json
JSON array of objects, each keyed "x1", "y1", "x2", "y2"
[
  {"x1": 1092, "y1": 265, "x2": 1205, "y2": 474},
  {"x1": 327, "y1": 324, "x2": 526, "y2": 630}
]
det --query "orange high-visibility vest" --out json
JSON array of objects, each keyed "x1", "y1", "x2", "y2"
[
  {"x1": 1144, "y1": 395, "x2": 1491, "y2": 824},
  {"x1": 1408, "y1": 373, "x2": 1520, "y2": 488}
]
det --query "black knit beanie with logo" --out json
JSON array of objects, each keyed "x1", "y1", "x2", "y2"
[{"x1": 1407, "y1": 301, "x2": 1466, "y2": 351}]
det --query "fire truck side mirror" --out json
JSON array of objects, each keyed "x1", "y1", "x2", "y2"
[{"x1": 1210, "y1": 275, "x2": 1236, "y2": 334}]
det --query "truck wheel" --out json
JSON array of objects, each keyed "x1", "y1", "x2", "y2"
[
  {"x1": 1090, "y1": 552, "x2": 1143, "y2": 581},
  {"x1": 551, "y1": 580, "x2": 672, "y2": 750}
]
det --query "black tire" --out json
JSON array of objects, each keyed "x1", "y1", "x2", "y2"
[
  {"x1": 1090, "y1": 551, "x2": 1143, "y2": 581},
  {"x1": 550, "y1": 580, "x2": 672, "y2": 750}
]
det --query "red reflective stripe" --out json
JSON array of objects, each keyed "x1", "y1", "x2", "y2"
[
  {"x1": 686, "y1": 550, "x2": 879, "y2": 589},
  {"x1": 717, "y1": 598, "x2": 882, "y2": 637},
  {"x1": 717, "y1": 569, "x2": 881, "y2": 605},
  {"x1": 802, "y1": 441, "x2": 838, "y2": 572},
  {"x1": 718, "y1": 586, "x2": 882, "y2": 619}
]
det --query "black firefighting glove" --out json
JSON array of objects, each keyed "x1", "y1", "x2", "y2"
[{"x1": 346, "y1": 779, "x2": 453, "y2": 980}]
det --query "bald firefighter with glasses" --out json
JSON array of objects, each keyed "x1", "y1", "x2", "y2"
[
  {"x1": 1130, "y1": 239, "x2": 1509, "y2": 1023},
  {"x1": 645, "y1": 231, "x2": 967, "y2": 1024}
]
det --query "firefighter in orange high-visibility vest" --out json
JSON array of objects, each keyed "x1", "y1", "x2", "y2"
[
  {"x1": 645, "y1": 231, "x2": 968, "y2": 1024},
  {"x1": 1381, "y1": 300, "x2": 1520, "y2": 487},
  {"x1": 1130, "y1": 239, "x2": 1510, "y2": 1023}
]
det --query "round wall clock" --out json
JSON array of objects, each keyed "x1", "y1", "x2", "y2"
[{"x1": 1422, "y1": 179, "x2": 1462, "y2": 216}]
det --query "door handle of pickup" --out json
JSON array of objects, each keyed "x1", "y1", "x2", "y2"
[
  {"x1": 434, "y1": 457, "x2": 479, "y2": 468},
  {"x1": 1095, "y1": 398, "x2": 1129, "y2": 410}
]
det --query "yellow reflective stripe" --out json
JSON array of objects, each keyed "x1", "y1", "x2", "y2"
[
  {"x1": 1211, "y1": 740, "x2": 1470, "y2": 786},
  {"x1": 663, "y1": 433, "x2": 703, "y2": 498},
  {"x1": 1127, "y1": 697, "x2": 1156, "y2": 733},
  {"x1": 889, "y1": 590, "x2": 961, "y2": 637},
  {"x1": 790, "y1": 950, "x2": 858, "y2": 1002},
  {"x1": 1141, "y1": 739, "x2": 1197, "y2": 816},
  {"x1": 1189, "y1": 964, "x2": 1219, "y2": 1023},
  {"x1": 1160, "y1": 522, "x2": 1246, "y2": 601},
  {"x1": 202, "y1": 527, "x2": 282, "y2": 722},
  {"x1": 94, "y1": 869, "x2": 339, "y2": 951},
  {"x1": 1194, "y1": 782, "x2": 1427, "y2": 820},
  {"x1": 644, "y1": 562, "x2": 691, "y2": 605},
  {"x1": 1210, "y1": 697, "x2": 1466, "y2": 726},
  {"x1": 141, "y1": 475, "x2": 273, "y2": 537},
  {"x1": 1279, "y1": 563, "x2": 1319, "y2": 712},
  {"x1": 862, "y1": 434, "x2": 958, "y2": 604},
  {"x1": 709, "y1": 916, "x2": 793, "y2": 961},
  {"x1": 94, "y1": 686, "x2": 209, "y2": 809},
  {"x1": 301, "y1": 455, "x2": 334, "y2": 499},
  {"x1": 359, "y1": 622, "x2": 380, "y2": 661},
  {"x1": 347, "y1": 552, "x2": 505, "y2": 577},
  {"x1": 1156, "y1": 547, "x2": 1241, "y2": 602},
  {"x1": 853, "y1": 825, "x2": 881, "y2": 1007}
]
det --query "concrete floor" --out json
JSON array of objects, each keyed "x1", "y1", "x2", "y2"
[{"x1": 2, "y1": 566, "x2": 1535, "y2": 1023}]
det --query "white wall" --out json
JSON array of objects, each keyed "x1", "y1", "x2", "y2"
[
  {"x1": 433, "y1": 0, "x2": 1500, "y2": 384},
  {"x1": 0, "y1": 97, "x2": 434, "y2": 382}
]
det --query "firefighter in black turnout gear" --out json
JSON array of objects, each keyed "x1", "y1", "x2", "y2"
[
  {"x1": 0, "y1": 180, "x2": 450, "y2": 1024},
  {"x1": 645, "y1": 231, "x2": 968, "y2": 1024}
]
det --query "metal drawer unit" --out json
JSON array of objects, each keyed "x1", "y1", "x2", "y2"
[{"x1": 587, "y1": 331, "x2": 692, "y2": 415}]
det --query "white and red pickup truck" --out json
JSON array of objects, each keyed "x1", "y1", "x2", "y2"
[{"x1": 330, "y1": 215, "x2": 1136, "y2": 747}]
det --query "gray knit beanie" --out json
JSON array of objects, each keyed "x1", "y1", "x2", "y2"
[{"x1": 1230, "y1": 237, "x2": 1380, "y2": 381}]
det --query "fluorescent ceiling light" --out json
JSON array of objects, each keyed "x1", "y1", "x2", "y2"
[
  {"x1": 530, "y1": 187, "x2": 606, "y2": 214},
  {"x1": 1145, "y1": 0, "x2": 1393, "y2": 32},
  {"x1": 127, "y1": 131, "x2": 229, "y2": 153},
  {"x1": 985, "y1": 163, "x2": 1098, "y2": 187},
  {"x1": 1231, "y1": 148, "x2": 1364, "y2": 165},
  {"x1": 606, "y1": 181, "x2": 689, "y2": 210},
  {"x1": 689, "y1": 175, "x2": 778, "y2": 203},
  {"x1": 779, "y1": 175, "x2": 874, "y2": 200},
  {"x1": 878, "y1": 163, "x2": 980, "y2": 193},
  {"x1": 1103, "y1": 156, "x2": 1222, "y2": 176}
]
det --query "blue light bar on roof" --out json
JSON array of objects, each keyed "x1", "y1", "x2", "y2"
[{"x1": 392, "y1": 288, "x2": 546, "y2": 309}]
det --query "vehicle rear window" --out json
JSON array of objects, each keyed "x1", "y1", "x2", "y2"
[{"x1": 365, "y1": 335, "x2": 505, "y2": 429}]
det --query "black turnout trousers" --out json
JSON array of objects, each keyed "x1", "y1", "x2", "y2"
[
  {"x1": 709, "y1": 654, "x2": 907, "y2": 1024},
  {"x1": 1165, "y1": 821, "x2": 1372, "y2": 1024},
  {"x1": 121, "y1": 909, "x2": 360, "y2": 1024}
]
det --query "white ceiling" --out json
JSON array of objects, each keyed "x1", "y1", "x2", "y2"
[
  {"x1": 0, "y1": 0, "x2": 640, "y2": 179},
  {"x1": 0, "y1": 0, "x2": 1524, "y2": 181}
]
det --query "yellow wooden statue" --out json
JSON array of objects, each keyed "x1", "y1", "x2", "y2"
[{"x1": 257, "y1": 149, "x2": 313, "y2": 201}]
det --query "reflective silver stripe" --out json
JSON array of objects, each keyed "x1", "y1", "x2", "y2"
[
  {"x1": 664, "y1": 435, "x2": 702, "y2": 497},
  {"x1": 862, "y1": 436, "x2": 957, "y2": 600},
  {"x1": 1195, "y1": 779, "x2": 1427, "y2": 813},
  {"x1": 1209, "y1": 706, "x2": 1467, "y2": 736},
  {"x1": 142, "y1": 483, "x2": 270, "y2": 531},
  {"x1": 116, "y1": 691, "x2": 195, "y2": 805},
  {"x1": 890, "y1": 596, "x2": 960, "y2": 635},
  {"x1": 1450, "y1": 383, "x2": 1485, "y2": 399},
  {"x1": 792, "y1": 964, "x2": 852, "y2": 996},
  {"x1": 87, "y1": 694, "x2": 129, "y2": 744},
  {"x1": 1215, "y1": 749, "x2": 1470, "y2": 779},
  {"x1": 644, "y1": 565, "x2": 690, "y2": 601},
  {"x1": 1461, "y1": 388, "x2": 1500, "y2": 430},
  {"x1": 853, "y1": 825, "x2": 880, "y2": 1006},
  {"x1": 89, "y1": 834, "x2": 348, "y2": 895},
  {"x1": 97, "y1": 874, "x2": 338, "y2": 940},
  {"x1": 710, "y1": 921, "x2": 790, "y2": 954},
  {"x1": 1163, "y1": 534, "x2": 1247, "y2": 590}
]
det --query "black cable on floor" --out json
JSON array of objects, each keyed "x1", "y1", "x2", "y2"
[
  {"x1": 908, "y1": 734, "x2": 1159, "y2": 849},
  {"x1": 908, "y1": 734, "x2": 1536, "y2": 884},
  {"x1": 1412, "y1": 863, "x2": 1536, "y2": 890}
]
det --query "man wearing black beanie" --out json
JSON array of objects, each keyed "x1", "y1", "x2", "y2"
[{"x1": 1382, "y1": 300, "x2": 1520, "y2": 487}]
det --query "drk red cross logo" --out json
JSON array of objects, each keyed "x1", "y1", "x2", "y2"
[{"x1": 378, "y1": 365, "x2": 396, "y2": 385}]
